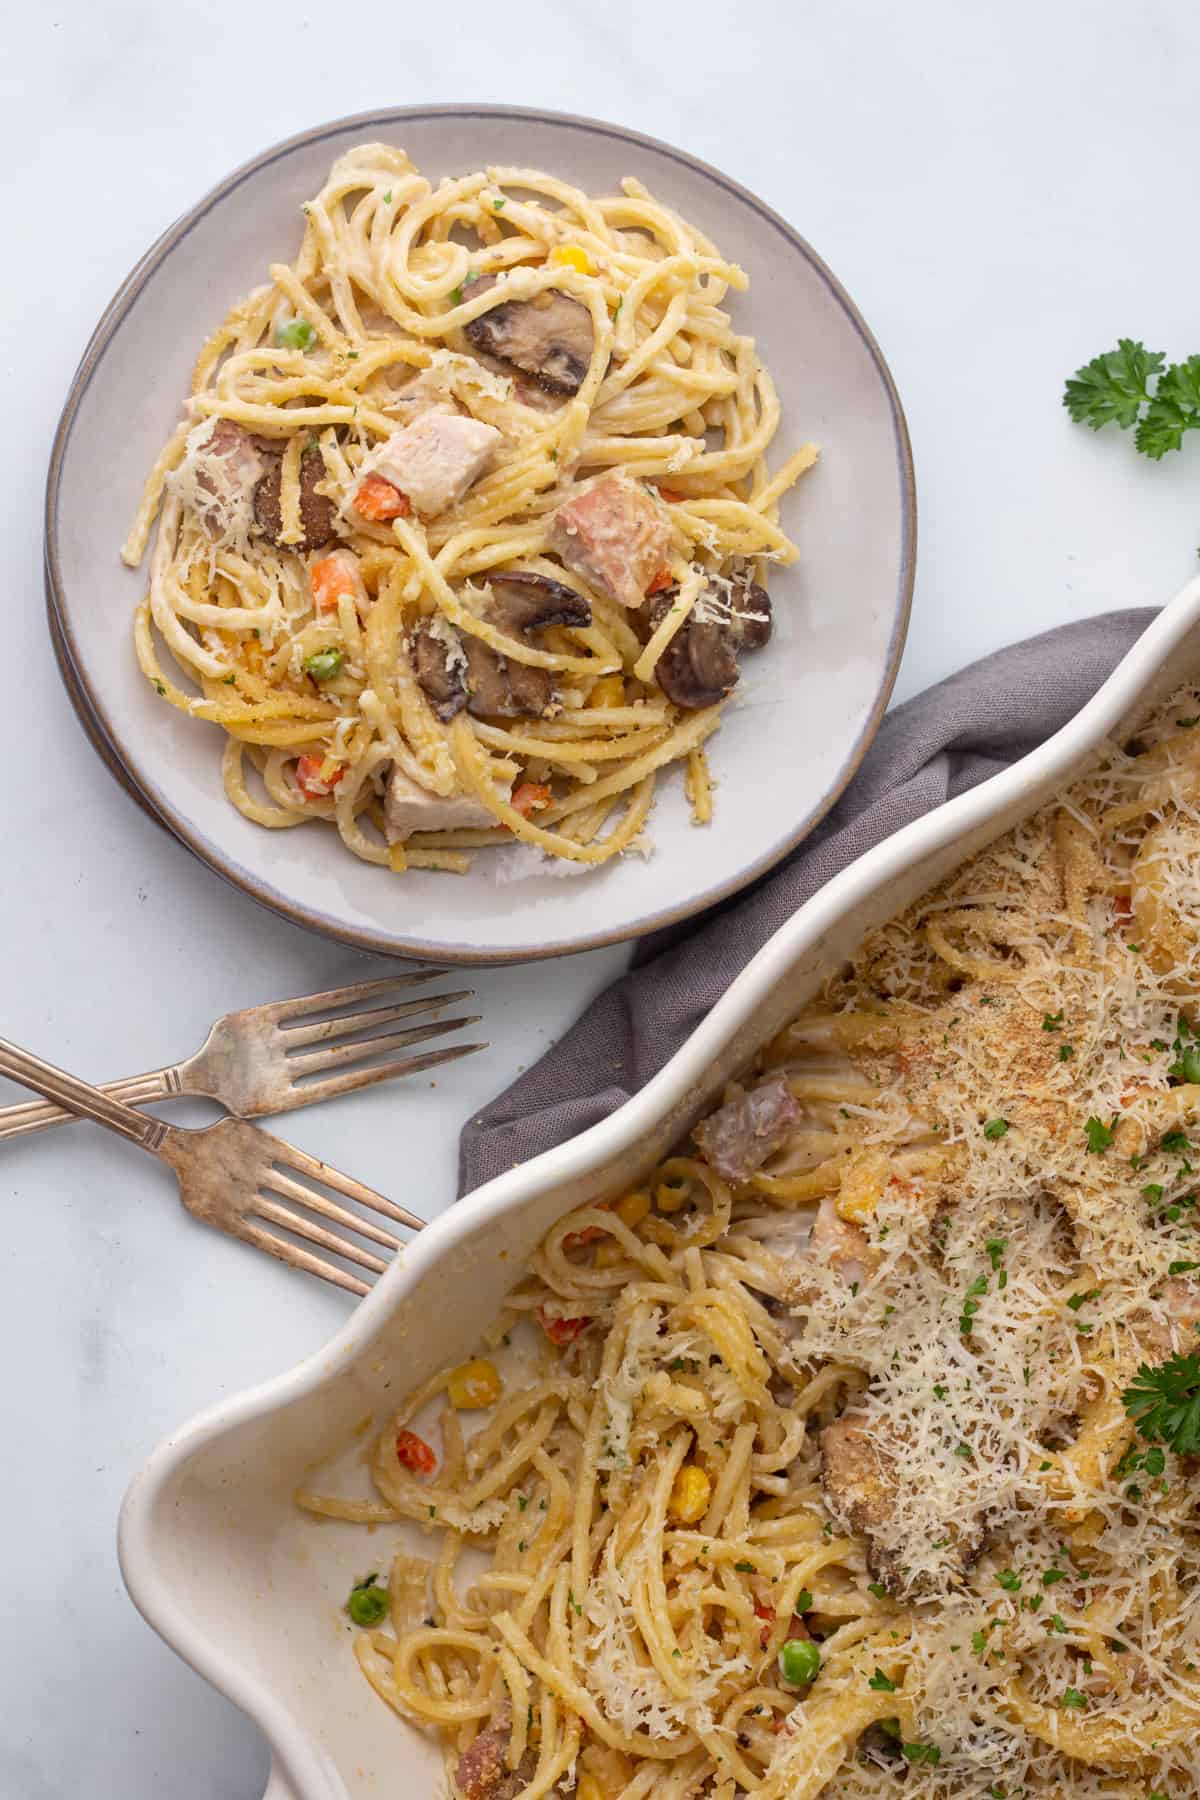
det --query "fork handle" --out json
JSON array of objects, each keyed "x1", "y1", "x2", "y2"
[
  {"x1": 0, "y1": 1040, "x2": 171, "y2": 1154},
  {"x1": 0, "y1": 1069, "x2": 180, "y2": 1143}
]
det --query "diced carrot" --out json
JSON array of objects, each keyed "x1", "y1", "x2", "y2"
[
  {"x1": 563, "y1": 1200, "x2": 613, "y2": 1252},
  {"x1": 645, "y1": 567, "x2": 675, "y2": 596},
  {"x1": 535, "y1": 1306, "x2": 589, "y2": 1347},
  {"x1": 354, "y1": 473, "x2": 412, "y2": 522},
  {"x1": 311, "y1": 553, "x2": 360, "y2": 613},
  {"x1": 295, "y1": 753, "x2": 345, "y2": 799},
  {"x1": 563, "y1": 1226, "x2": 606, "y2": 1250},
  {"x1": 586, "y1": 674, "x2": 625, "y2": 710},
  {"x1": 512, "y1": 781, "x2": 552, "y2": 818},
  {"x1": 395, "y1": 1429, "x2": 438, "y2": 1475},
  {"x1": 219, "y1": 627, "x2": 265, "y2": 675},
  {"x1": 754, "y1": 1598, "x2": 776, "y2": 1649},
  {"x1": 656, "y1": 486, "x2": 686, "y2": 503},
  {"x1": 549, "y1": 244, "x2": 595, "y2": 275}
]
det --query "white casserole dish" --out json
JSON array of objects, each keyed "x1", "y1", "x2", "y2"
[{"x1": 118, "y1": 578, "x2": 1200, "y2": 1800}]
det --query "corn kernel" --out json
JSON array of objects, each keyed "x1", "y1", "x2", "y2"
[
  {"x1": 837, "y1": 1146, "x2": 889, "y2": 1224},
  {"x1": 447, "y1": 1358, "x2": 503, "y2": 1410},
  {"x1": 594, "y1": 1240, "x2": 624, "y2": 1269},
  {"x1": 549, "y1": 244, "x2": 595, "y2": 275},
  {"x1": 669, "y1": 1464, "x2": 711, "y2": 1523},
  {"x1": 576, "y1": 1777, "x2": 604, "y2": 1800},
  {"x1": 614, "y1": 1189, "x2": 651, "y2": 1229},
  {"x1": 219, "y1": 627, "x2": 266, "y2": 677},
  {"x1": 587, "y1": 674, "x2": 625, "y2": 709},
  {"x1": 656, "y1": 1178, "x2": 690, "y2": 1214}
]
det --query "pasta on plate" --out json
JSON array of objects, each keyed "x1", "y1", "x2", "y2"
[
  {"x1": 123, "y1": 144, "x2": 816, "y2": 878},
  {"x1": 301, "y1": 685, "x2": 1200, "y2": 1798}
]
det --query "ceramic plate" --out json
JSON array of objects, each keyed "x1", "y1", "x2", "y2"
[{"x1": 46, "y1": 105, "x2": 915, "y2": 964}]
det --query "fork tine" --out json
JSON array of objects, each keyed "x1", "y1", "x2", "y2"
[
  {"x1": 259, "y1": 1167, "x2": 403, "y2": 1251},
  {"x1": 279, "y1": 990, "x2": 473, "y2": 1049},
  {"x1": 232, "y1": 1217, "x2": 371, "y2": 1297},
  {"x1": 283, "y1": 1041, "x2": 488, "y2": 1111},
  {"x1": 268, "y1": 1140, "x2": 425, "y2": 1231},
  {"x1": 264, "y1": 971, "x2": 449, "y2": 1025},
  {"x1": 250, "y1": 1195, "x2": 390, "y2": 1275},
  {"x1": 289, "y1": 1014, "x2": 482, "y2": 1075}
]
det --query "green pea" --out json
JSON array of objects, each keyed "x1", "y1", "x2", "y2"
[
  {"x1": 275, "y1": 318, "x2": 316, "y2": 350},
  {"x1": 778, "y1": 1637, "x2": 821, "y2": 1686},
  {"x1": 346, "y1": 1582, "x2": 389, "y2": 1627},
  {"x1": 305, "y1": 649, "x2": 344, "y2": 682}
]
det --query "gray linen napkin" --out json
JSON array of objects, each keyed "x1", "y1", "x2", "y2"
[{"x1": 459, "y1": 608, "x2": 1153, "y2": 1194}]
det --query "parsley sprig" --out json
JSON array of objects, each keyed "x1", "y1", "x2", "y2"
[
  {"x1": 1122, "y1": 1352, "x2": 1200, "y2": 1455},
  {"x1": 1064, "y1": 340, "x2": 1200, "y2": 459}
]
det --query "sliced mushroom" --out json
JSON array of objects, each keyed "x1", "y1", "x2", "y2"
[
  {"x1": 253, "y1": 442, "x2": 339, "y2": 553},
  {"x1": 646, "y1": 571, "x2": 773, "y2": 710},
  {"x1": 413, "y1": 572, "x2": 592, "y2": 721},
  {"x1": 726, "y1": 571, "x2": 773, "y2": 650},
  {"x1": 411, "y1": 623, "x2": 468, "y2": 721},
  {"x1": 487, "y1": 570, "x2": 592, "y2": 635},
  {"x1": 464, "y1": 276, "x2": 595, "y2": 396},
  {"x1": 461, "y1": 637, "x2": 553, "y2": 718}
]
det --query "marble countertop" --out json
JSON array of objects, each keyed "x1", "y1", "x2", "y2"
[{"x1": 4, "y1": 1, "x2": 1200, "y2": 1793}]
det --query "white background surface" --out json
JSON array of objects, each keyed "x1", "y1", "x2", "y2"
[{"x1": 4, "y1": 2, "x2": 1200, "y2": 1794}]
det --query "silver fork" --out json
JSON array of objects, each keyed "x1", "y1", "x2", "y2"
[
  {"x1": 0, "y1": 971, "x2": 482, "y2": 1142},
  {"x1": 0, "y1": 1037, "x2": 429, "y2": 1296}
]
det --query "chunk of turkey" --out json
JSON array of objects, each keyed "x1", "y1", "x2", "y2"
[
  {"x1": 384, "y1": 765, "x2": 507, "y2": 843},
  {"x1": 359, "y1": 411, "x2": 501, "y2": 517}
]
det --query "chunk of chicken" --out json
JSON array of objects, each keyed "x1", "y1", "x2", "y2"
[
  {"x1": 820, "y1": 1415, "x2": 983, "y2": 1594},
  {"x1": 384, "y1": 765, "x2": 507, "y2": 843},
  {"x1": 386, "y1": 371, "x2": 458, "y2": 426},
  {"x1": 1132, "y1": 816, "x2": 1200, "y2": 989},
  {"x1": 820, "y1": 1415, "x2": 896, "y2": 1542},
  {"x1": 809, "y1": 1194, "x2": 879, "y2": 1289},
  {"x1": 693, "y1": 1075, "x2": 799, "y2": 1183},
  {"x1": 357, "y1": 412, "x2": 501, "y2": 518},
  {"x1": 1165, "y1": 1274, "x2": 1200, "y2": 1328},
  {"x1": 1144, "y1": 1275, "x2": 1200, "y2": 1358},
  {"x1": 548, "y1": 474, "x2": 671, "y2": 609},
  {"x1": 453, "y1": 1717, "x2": 537, "y2": 1800},
  {"x1": 173, "y1": 417, "x2": 265, "y2": 544}
]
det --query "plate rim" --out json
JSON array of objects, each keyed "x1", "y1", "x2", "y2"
[{"x1": 44, "y1": 101, "x2": 917, "y2": 965}]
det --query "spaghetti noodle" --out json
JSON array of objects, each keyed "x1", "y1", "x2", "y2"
[
  {"x1": 301, "y1": 682, "x2": 1200, "y2": 1797},
  {"x1": 124, "y1": 144, "x2": 816, "y2": 876}
]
